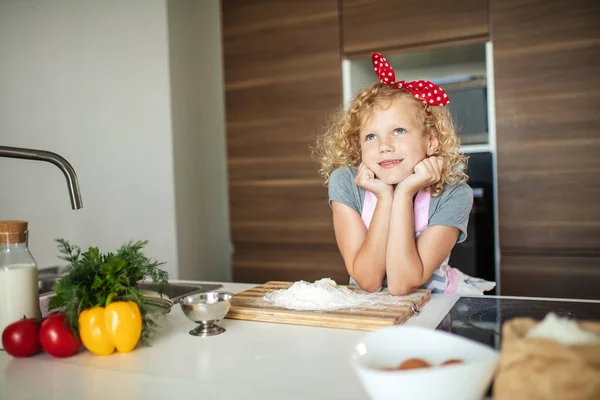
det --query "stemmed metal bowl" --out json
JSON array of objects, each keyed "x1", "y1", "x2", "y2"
[{"x1": 179, "y1": 291, "x2": 234, "y2": 337}]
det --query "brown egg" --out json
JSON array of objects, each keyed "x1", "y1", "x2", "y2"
[
  {"x1": 397, "y1": 358, "x2": 431, "y2": 370},
  {"x1": 441, "y1": 359, "x2": 463, "y2": 366}
]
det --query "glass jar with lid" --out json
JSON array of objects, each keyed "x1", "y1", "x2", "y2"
[{"x1": 0, "y1": 220, "x2": 41, "y2": 349}]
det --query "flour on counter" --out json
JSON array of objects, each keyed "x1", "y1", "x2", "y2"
[{"x1": 263, "y1": 278, "x2": 415, "y2": 311}]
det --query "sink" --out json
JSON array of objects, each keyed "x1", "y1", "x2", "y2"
[
  {"x1": 38, "y1": 276, "x2": 223, "y2": 303},
  {"x1": 137, "y1": 282, "x2": 223, "y2": 303},
  {"x1": 38, "y1": 276, "x2": 223, "y2": 318},
  {"x1": 39, "y1": 277, "x2": 62, "y2": 295}
]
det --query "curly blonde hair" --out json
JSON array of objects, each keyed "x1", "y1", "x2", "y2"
[{"x1": 313, "y1": 83, "x2": 468, "y2": 197}]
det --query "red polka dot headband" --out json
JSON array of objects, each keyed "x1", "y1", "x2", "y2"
[{"x1": 371, "y1": 52, "x2": 450, "y2": 106}]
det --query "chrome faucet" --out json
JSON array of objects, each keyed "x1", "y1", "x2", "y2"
[{"x1": 0, "y1": 145, "x2": 83, "y2": 209}]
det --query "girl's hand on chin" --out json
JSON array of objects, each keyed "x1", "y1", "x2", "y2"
[
  {"x1": 354, "y1": 163, "x2": 393, "y2": 200},
  {"x1": 396, "y1": 156, "x2": 443, "y2": 197}
]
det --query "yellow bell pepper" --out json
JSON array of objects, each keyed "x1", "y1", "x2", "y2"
[{"x1": 78, "y1": 301, "x2": 142, "y2": 356}]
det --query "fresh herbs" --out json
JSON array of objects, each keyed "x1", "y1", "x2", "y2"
[{"x1": 48, "y1": 239, "x2": 169, "y2": 345}]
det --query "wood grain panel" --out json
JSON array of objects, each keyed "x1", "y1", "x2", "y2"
[
  {"x1": 228, "y1": 158, "x2": 321, "y2": 181},
  {"x1": 222, "y1": 0, "x2": 340, "y2": 86},
  {"x1": 228, "y1": 182, "x2": 330, "y2": 223},
  {"x1": 500, "y1": 255, "x2": 600, "y2": 300},
  {"x1": 493, "y1": 0, "x2": 600, "y2": 249},
  {"x1": 500, "y1": 222, "x2": 600, "y2": 252},
  {"x1": 222, "y1": 0, "x2": 343, "y2": 284},
  {"x1": 490, "y1": 0, "x2": 599, "y2": 50},
  {"x1": 494, "y1": 92, "x2": 600, "y2": 143},
  {"x1": 234, "y1": 266, "x2": 349, "y2": 286},
  {"x1": 231, "y1": 220, "x2": 337, "y2": 245},
  {"x1": 497, "y1": 138, "x2": 600, "y2": 173},
  {"x1": 497, "y1": 169, "x2": 600, "y2": 250},
  {"x1": 227, "y1": 118, "x2": 324, "y2": 160},
  {"x1": 225, "y1": 281, "x2": 431, "y2": 331},
  {"x1": 341, "y1": 0, "x2": 488, "y2": 55},
  {"x1": 222, "y1": 1, "x2": 338, "y2": 36},
  {"x1": 225, "y1": 75, "x2": 341, "y2": 124},
  {"x1": 233, "y1": 243, "x2": 343, "y2": 269},
  {"x1": 232, "y1": 242, "x2": 346, "y2": 284},
  {"x1": 494, "y1": 52, "x2": 599, "y2": 143},
  {"x1": 491, "y1": 0, "x2": 600, "y2": 297}
]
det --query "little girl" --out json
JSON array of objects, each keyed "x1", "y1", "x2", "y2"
[{"x1": 314, "y1": 52, "x2": 495, "y2": 296}]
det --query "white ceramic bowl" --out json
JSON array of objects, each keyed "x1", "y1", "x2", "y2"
[{"x1": 352, "y1": 326, "x2": 499, "y2": 400}]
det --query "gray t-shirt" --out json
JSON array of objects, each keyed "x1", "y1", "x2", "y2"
[{"x1": 328, "y1": 166, "x2": 473, "y2": 243}]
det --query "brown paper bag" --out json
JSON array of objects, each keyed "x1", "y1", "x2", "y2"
[{"x1": 493, "y1": 318, "x2": 600, "y2": 400}]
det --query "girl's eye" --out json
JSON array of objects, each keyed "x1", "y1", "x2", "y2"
[
  {"x1": 365, "y1": 133, "x2": 376, "y2": 141},
  {"x1": 393, "y1": 128, "x2": 406, "y2": 135}
]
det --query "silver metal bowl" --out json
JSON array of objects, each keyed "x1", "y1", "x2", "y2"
[{"x1": 179, "y1": 291, "x2": 234, "y2": 337}]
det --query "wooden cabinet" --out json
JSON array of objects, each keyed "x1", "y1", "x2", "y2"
[
  {"x1": 501, "y1": 254, "x2": 600, "y2": 300},
  {"x1": 341, "y1": 0, "x2": 488, "y2": 55},
  {"x1": 221, "y1": 0, "x2": 348, "y2": 284},
  {"x1": 491, "y1": 0, "x2": 600, "y2": 298}
]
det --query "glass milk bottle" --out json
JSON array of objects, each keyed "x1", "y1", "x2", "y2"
[{"x1": 0, "y1": 220, "x2": 41, "y2": 350}]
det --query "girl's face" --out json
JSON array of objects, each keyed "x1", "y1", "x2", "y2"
[{"x1": 359, "y1": 97, "x2": 438, "y2": 185}]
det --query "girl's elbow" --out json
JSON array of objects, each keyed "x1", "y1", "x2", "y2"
[
  {"x1": 362, "y1": 283, "x2": 382, "y2": 293},
  {"x1": 351, "y1": 275, "x2": 383, "y2": 293},
  {"x1": 388, "y1": 283, "x2": 415, "y2": 296}
]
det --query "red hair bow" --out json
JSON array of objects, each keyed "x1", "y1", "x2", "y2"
[{"x1": 371, "y1": 52, "x2": 450, "y2": 106}]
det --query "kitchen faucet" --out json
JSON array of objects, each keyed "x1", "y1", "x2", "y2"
[{"x1": 0, "y1": 145, "x2": 83, "y2": 209}]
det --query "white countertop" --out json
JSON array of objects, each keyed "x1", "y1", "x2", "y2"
[
  {"x1": 4, "y1": 280, "x2": 598, "y2": 400},
  {"x1": 12, "y1": 280, "x2": 600, "y2": 400},
  {"x1": 0, "y1": 281, "x2": 463, "y2": 400}
]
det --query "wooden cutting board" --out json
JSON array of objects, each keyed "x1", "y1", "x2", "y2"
[{"x1": 225, "y1": 281, "x2": 431, "y2": 331}]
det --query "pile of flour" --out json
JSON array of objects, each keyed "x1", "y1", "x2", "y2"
[
  {"x1": 526, "y1": 313, "x2": 600, "y2": 345},
  {"x1": 263, "y1": 278, "x2": 414, "y2": 311}
]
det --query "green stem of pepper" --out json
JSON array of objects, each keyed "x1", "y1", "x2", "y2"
[{"x1": 105, "y1": 292, "x2": 118, "y2": 306}]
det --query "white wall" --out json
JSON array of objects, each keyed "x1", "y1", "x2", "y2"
[
  {"x1": 167, "y1": 0, "x2": 232, "y2": 282},
  {"x1": 0, "y1": 1, "x2": 179, "y2": 276}
]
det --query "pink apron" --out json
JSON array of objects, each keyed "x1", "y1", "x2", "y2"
[{"x1": 361, "y1": 189, "x2": 459, "y2": 294}]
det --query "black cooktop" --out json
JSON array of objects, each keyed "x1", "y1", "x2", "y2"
[{"x1": 436, "y1": 296, "x2": 600, "y2": 349}]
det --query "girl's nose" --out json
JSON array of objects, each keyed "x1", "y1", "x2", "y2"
[{"x1": 379, "y1": 138, "x2": 394, "y2": 153}]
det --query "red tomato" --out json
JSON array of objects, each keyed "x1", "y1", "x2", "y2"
[
  {"x1": 1, "y1": 317, "x2": 41, "y2": 357},
  {"x1": 39, "y1": 312, "x2": 81, "y2": 358}
]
